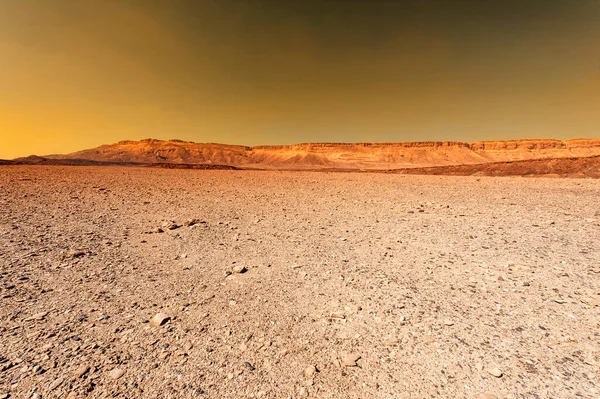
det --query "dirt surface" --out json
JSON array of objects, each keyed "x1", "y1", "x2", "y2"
[{"x1": 1, "y1": 166, "x2": 599, "y2": 399}]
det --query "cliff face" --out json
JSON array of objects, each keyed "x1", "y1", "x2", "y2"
[{"x1": 38, "y1": 138, "x2": 600, "y2": 170}]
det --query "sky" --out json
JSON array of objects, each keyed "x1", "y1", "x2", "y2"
[{"x1": 0, "y1": 0, "x2": 599, "y2": 158}]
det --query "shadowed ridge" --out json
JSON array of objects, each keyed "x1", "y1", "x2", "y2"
[{"x1": 389, "y1": 155, "x2": 600, "y2": 178}]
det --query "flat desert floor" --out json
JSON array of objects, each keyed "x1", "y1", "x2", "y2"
[{"x1": 1, "y1": 166, "x2": 599, "y2": 399}]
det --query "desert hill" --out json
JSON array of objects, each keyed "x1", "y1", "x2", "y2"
[{"x1": 32, "y1": 138, "x2": 600, "y2": 171}]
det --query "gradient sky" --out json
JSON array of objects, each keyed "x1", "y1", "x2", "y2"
[{"x1": 1, "y1": 0, "x2": 599, "y2": 158}]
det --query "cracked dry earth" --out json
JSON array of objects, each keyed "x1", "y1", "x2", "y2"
[{"x1": 1, "y1": 166, "x2": 599, "y2": 399}]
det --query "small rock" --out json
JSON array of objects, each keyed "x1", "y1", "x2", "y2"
[
  {"x1": 303, "y1": 365, "x2": 317, "y2": 378},
  {"x1": 108, "y1": 368, "x2": 125, "y2": 379},
  {"x1": 523, "y1": 281, "x2": 530, "y2": 286},
  {"x1": 243, "y1": 362, "x2": 255, "y2": 371},
  {"x1": 232, "y1": 265, "x2": 247, "y2": 274},
  {"x1": 580, "y1": 298, "x2": 598, "y2": 307},
  {"x1": 0, "y1": 394, "x2": 8, "y2": 399},
  {"x1": 24, "y1": 312, "x2": 48, "y2": 322},
  {"x1": 73, "y1": 365, "x2": 89, "y2": 378},
  {"x1": 330, "y1": 312, "x2": 345, "y2": 320},
  {"x1": 443, "y1": 320, "x2": 454, "y2": 326},
  {"x1": 48, "y1": 377, "x2": 64, "y2": 391},
  {"x1": 184, "y1": 218, "x2": 199, "y2": 227},
  {"x1": 162, "y1": 221, "x2": 180, "y2": 230},
  {"x1": 487, "y1": 368, "x2": 503, "y2": 378},
  {"x1": 298, "y1": 387, "x2": 309, "y2": 398},
  {"x1": 340, "y1": 352, "x2": 361, "y2": 367},
  {"x1": 32, "y1": 394, "x2": 41, "y2": 399},
  {"x1": 150, "y1": 313, "x2": 171, "y2": 327}
]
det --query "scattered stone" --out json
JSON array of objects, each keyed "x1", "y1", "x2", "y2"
[
  {"x1": 303, "y1": 365, "x2": 317, "y2": 378},
  {"x1": 330, "y1": 312, "x2": 345, "y2": 320},
  {"x1": 580, "y1": 298, "x2": 598, "y2": 307},
  {"x1": 73, "y1": 365, "x2": 89, "y2": 378},
  {"x1": 340, "y1": 352, "x2": 361, "y2": 367},
  {"x1": 487, "y1": 368, "x2": 503, "y2": 378},
  {"x1": 150, "y1": 313, "x2": 171, "y2": 327},
  {"x1": 232, "y1": 265, "x2": 247, "y2": 274},
  {"x1": 108, "y1": 368, "x2": 125, "y2": 379},
  {"x1": 162, "y1": 221, "x2": 180, "y2": 230},
  {"x1": 24, "y1": 312, "x2": 48, "y2": 322},
  {"x1": 48, "y1": 377, "x2": 64, "y2": 391},
  {"x1": 184, "y1": 218, "x2": 200, "y2": 227}
]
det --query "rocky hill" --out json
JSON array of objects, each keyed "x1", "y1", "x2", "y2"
[{"x1": 32, "y1": 138, "x2": 600, "y2": 170}]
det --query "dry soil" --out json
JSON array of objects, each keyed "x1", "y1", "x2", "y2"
[{"x1": 1, "y1": 166, "x2": 599, "y2": 399}]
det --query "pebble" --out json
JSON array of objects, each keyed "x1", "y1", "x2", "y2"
[
  {"x1": 163, "y1": 222, "x2": 180, "y2": 230},
  {"x1": 24, "y1": 312, "x2": 48, "y2": 322},
  {"x1": 340, "y1": 352, "x2": 361, "y2": 367},
  {"x1": 487, "y1": 368, "x2": 503, "y2": 378},
  {"x1": 108, "y1": 368, "x2": 125, "y2": 379},
  {"x1": 0, "y1": 394, "x2": 8, "y2": 399},
  {"x1": 303, "y1": 365, "x2": 317, "y2": 378},
  {"x1": 73, "y1": 365, "x2": 90, "y2": 378},
  {"x1": 232, "y1": 265, "x2": 247, "y2": 274},
  {"x1": 32, "y1": 394, "x2": 41, "y2": 399},
  {"x1": 150, "y1": 313, "x2": 171, "y2": 327},
  {"x1": 184, "y1": 218, "x2": 199, "y2": 227},
  {"x1": 48, "y1": 377, "x2": 64, "y2": 391},
  {"x1": 443, "y1": 320, "x2": 454, "y2": 326}
]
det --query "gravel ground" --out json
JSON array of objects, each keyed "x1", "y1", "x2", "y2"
[{"x1": 1, "y1": 166, "x2": 599, "y2": 399}]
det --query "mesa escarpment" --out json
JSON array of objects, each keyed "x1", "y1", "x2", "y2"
[{"x1": 15, "y1": 138, "x2": 600, "y2": 171}]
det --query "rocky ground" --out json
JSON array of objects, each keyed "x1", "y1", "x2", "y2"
[{"x1": 1, "y1": 166, "x2": 599, "y2": 399}]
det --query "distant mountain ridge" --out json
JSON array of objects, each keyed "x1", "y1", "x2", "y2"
[{"x1": 16, "y1": 137, "x2": 599, "y2": 170}]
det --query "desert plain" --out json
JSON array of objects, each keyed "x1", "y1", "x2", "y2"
[{"x1": 1, "y1": 165, "x2": 599, "y2": 399}]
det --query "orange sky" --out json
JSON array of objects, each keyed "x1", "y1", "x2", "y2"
[{"x1": 1, "y1": 0, "x2": 599, "y2": 159}]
